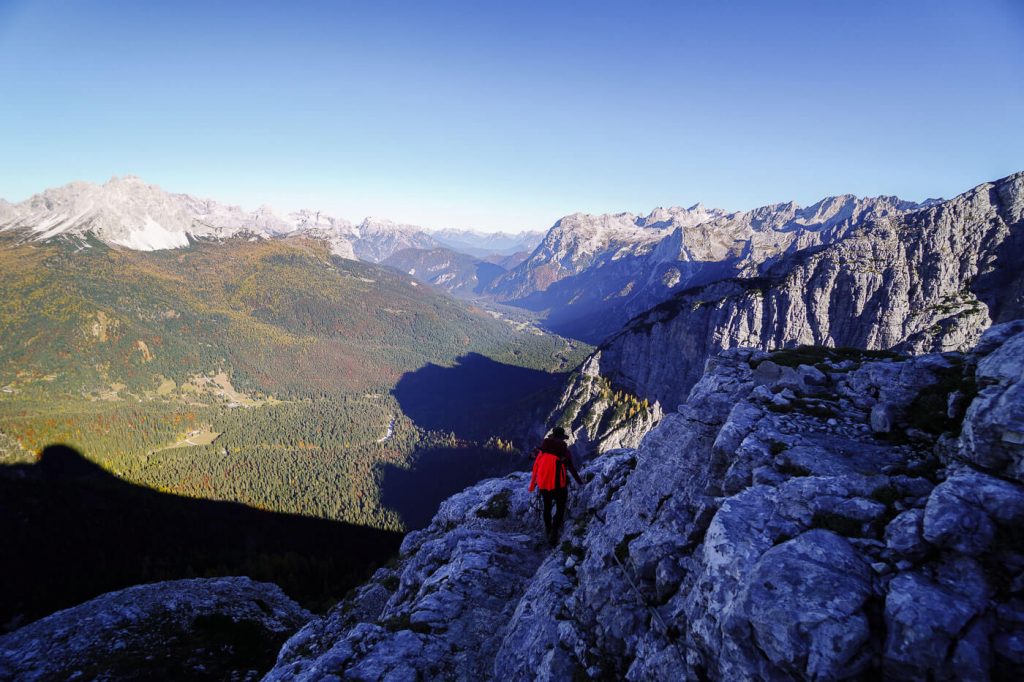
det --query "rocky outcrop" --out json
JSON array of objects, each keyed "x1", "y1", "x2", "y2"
[
  {"x1": 545, "y1": 351, "x2": 664, "y2": 457},
  {"x1": 0, "y1": 577, "x2": 311, "y2": 681},
  {"x1": 265, "y1": 478, "x2": 549, "y2": 681},
  {"x1": 958, "y1": 320, "x2": 1024, "y2": 480},
  {"x1": 266, "y1": 321, "x2": 1024, "y2": 680}
]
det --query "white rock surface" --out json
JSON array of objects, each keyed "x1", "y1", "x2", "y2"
[
  {"x1": 264, "y1": 323, "x2": 1024, "y2": 681},
  {"x1": 0, "y1": 176, "x2": 446, "y2": 263}
]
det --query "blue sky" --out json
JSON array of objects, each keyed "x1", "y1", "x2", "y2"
[{"x1": 0, "y1": 0, "x2": 1022, "y2": 232}]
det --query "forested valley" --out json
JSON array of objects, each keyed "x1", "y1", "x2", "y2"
[{"x1": 0, "y1": 234, "x2": 589, "y2": 628}]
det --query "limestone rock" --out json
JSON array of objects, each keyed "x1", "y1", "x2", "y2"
[
  {"x1": 571, "y1": 172, "x2": 1024, "y2": 446},
  {"x1": 885, "y1": 508, "x2": 928, "y2": 559},
  {"x1": 924, "y1": 467, "x2": 1024, "y2": 554},
  {"x1": 884, "y1": 562, "x2": 990, "y2": 680},
  {"x1": 266, "y1": 323, "x2": 1024, "y2": 681},
  {"x1": 0, "y1": 577, "x2": 311, "y2": 681},
  {"x1": 959, "y1": 322, "x2": 1024, "y2": 481},
  {"x1": 722, "y1": 530, "x2": 873, "y2": 680}
]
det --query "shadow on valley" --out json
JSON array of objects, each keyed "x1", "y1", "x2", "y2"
[
  {"x1": 0, "y1": 445, "x2": 403, "y2": 634},
  {"x1": 501, "y1": 254, "x2": 743, "y2": 343},
  {"x1": 392, "y1": 352, "x2": 567, "y2": 442},
  {"x1": 472, "y1": 261, "x2": 506, "y2": 293},
  {"x1": 387, "y1": 353, "x2": 566, "y2": 529},
  {"x1": 378, "y1": 445, "x2": 524, "y2": 530}
]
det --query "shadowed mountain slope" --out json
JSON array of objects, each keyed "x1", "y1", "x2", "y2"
[{"x1": 0, "y1": 444, "x2": 403, "y2": 633}]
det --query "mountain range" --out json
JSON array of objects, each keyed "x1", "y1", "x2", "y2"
[
  {"x1": 0, "y1": 175, "x2": 544, "y2": 264},
  {"x1": 551, "y1": 171, "x2": 1024, "y2": 455},
  {"x1": 3, "y1": 175, "x2": 957, "y2": 348},
  {"x1": 485, "y1": 194, "x2": 941, "y2": 341},
  {"x1": 3, "y1": 171, "x2": 1024, "y2": 680}
]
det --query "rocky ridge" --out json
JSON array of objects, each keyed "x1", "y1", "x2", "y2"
[
  {"x1": 0, "y1": 176, "x2": 449, "y2": 263},
  {"x1": 382, "y1": 246, "x2": 507, "y2": 298},
  {"x1": 556, "y1": 171, "x2": 1024, "y2": 451},
  {"x1": 488, "y1": 194, "x2": 927, "y2": 341},
  {"x1": 263, "y1": 320, "x2": 1024, "y2": 680},
  {"x1": 545, "y1": 351, "x2": 664, "y2": 457}
]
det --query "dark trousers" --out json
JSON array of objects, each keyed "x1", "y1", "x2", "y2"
[{"x1": 540, "y1": 488, "x2": 568, "y2": 540}]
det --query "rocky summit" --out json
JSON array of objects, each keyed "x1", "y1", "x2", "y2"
[{"x1": 263, "y1": 321, "x2": 1024, "y2": 680}]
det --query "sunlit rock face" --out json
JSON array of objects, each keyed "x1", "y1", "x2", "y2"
[
  {"x1": 565, "y1": 171, "x2": 1023, "y2": 446},
  {"x1": 264, "y1": 322, "x2": 1024, "y2": 681}
]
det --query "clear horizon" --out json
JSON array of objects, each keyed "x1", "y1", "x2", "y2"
[{"x1": 1, "y1": 0, "x2": 1022, "y2": 232}]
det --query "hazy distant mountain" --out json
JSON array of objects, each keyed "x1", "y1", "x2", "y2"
[
  {"x1": 483, "y1": 250, "x2": 532, "y2": 270},
  {"x1": 431, "y1": 228, "x2": 544, "y2": 258},
  {"x1": 382, "y1": 246, "x2": 506, "y2": 297},
  {"x1": 488, "y1": 195, "x2": 935, "y2": 342},
  {"x1": 0, "y1": 176, "x2": 443, "y2": 263},
  {"x1": 351, "y1": 218, "x2": 441, "y2": 263}
]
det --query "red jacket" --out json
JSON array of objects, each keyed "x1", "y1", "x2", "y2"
[{"x1": 529, "y1": 437, "x2": 582, "y2": 491}]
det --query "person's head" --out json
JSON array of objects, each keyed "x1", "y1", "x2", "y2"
[{"x1": 549, "y1": 426, "x2": 568, "y2": 441}]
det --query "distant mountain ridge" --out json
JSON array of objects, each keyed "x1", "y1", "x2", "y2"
[
  {"x1": 382, "y1": 246, "x2": 507, "y2": 297},
  {"x1": 550, "y1": 171, "x2": 1024, "y2": 454},
  {"x1": 0, "y1": 176, "x2": 533, "y2": 264},
  {"x1": 0, "y1": 175, "x2": 975, "y2": 349},
  {"x1": 430, "y1": 228, "x2": 544, "y2": 258},
  {"x1": 487, "y1": 193, "x2": 938, "y2": 341}
]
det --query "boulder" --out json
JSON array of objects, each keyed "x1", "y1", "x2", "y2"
[
  {"x1": 722, "y1": 530, "x2": 873, "y2": 679},
  {"x1": 0, "y1": 577, "x2": 311, "y2": 681},
  {"x1": 959, "y1": 324, "x2": 1024, "y2": 481},
  {"x1": 885, "y1": 508, "x2": 928, "y2": 559},
  {"x1": 923, "y1": 468, "x2": 1024, "y2": 554},
  {"x1": 884, "y1": 563, "x2": 989, "y2": 680}
]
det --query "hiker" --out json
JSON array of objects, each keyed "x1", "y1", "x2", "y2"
[{"x1": 529, "y1": 426, "x2": 583, "y2": 547}]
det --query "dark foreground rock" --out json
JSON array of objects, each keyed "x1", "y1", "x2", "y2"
[
  {"x1": 0, "y1": 577, "x2": 311, "y2": 681},
  {"x1": 266, "y1": 322, "x2": 1024, "y2": 680}
]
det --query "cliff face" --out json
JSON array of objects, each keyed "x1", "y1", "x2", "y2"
[
  {"x1": 544, "y1": 351, "x2": 664, "y2": 458},
  {"x1": 589, "y1": 172, "x2": 1023, "y2": 415},
  {"x1": 264, "y1": 320, "x2": 1024, "y2": 681}
]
